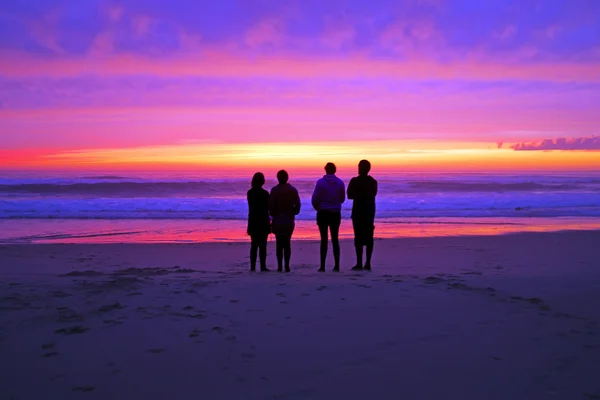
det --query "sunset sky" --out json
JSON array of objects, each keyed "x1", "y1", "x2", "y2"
[{"x1": 1, "y1": 0, "x2": 599, "y2": 172}]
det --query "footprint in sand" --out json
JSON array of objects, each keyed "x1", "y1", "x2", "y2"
[
  {"x1": 424, "y1": 277, "x2": 445, "y2": 284},
  {"x1": 189, "y1": 329, "x2": 201, "y2": 338},
  {"x1": 72, "y1": 386, "x2": 95, "y2": 392},
  {"x1": 356, "y1": 284, "x2": 371, "y2": 289},
  {"x1": 343, "y1": 355, "x2": 378, "y2": 367},
  {"x1": 230, "y1": 299, "x2": 240, "y2": 303},
  {"x1": 41, "y1": 343, "x2": 55, "y2": 350},
  {"x1": 183, "y1": 306, "x2": 194, "y2": 310},
  {"x1": 103, "y1": 319, "x2": 124, "y2": 325},
  {"x1": 43, "y1": 351, "x2": 59, "y2": 358},
  {"x1": 316, "y1": 286, "x2": 328, "y2": 291},
  {"x1": 148, "y1": 348, "x2": 164, "y2": 354},
  {"x1": 55, "y1": 325, "x2": 88, "y2": 335},
  {"x1": 276, "y1": 293, "x2": 286, "y2": 297}
]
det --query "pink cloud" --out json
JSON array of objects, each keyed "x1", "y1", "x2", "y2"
[
  {"x1": 1, "y1": 50, "x2": 599, "y2": 82},
  {"x1": 511, "y1": 136, "x2": 600, "y2": 151},
  {"x1": 107, "y1": 4, "x2": 123, "y2": 22},
  {"x1": 28, "y1": 11, "x2": 63, "y2": 53},
  {"x1": 321, "y1": 20, "x2": 356, "y2": 49},
  {"x1": 379, "y1": 17, "x2": 443, "y2": 57},
  {"x1": 244, "y1": 17, "x2": 285, "y2": 48},
  {"x1": 132, "y1": 15, "x2": 153, "y2": 37},
  {"x1": 494, "y1": 25, "x2": 517, "y2": 40}
]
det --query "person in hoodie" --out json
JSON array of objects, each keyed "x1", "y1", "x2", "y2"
[
  {"x1": 312, "y1": 162, "x2": 345, "y2": 272},
  {"x1": 247, "y1": 172, "x2": 270, "y2": 272},
  {"x1": 347, "y1": 159, "x2": 378, "y2": 271},
  {"x1": 269, "y1": 170, "x2": 301, "y2": 272}
]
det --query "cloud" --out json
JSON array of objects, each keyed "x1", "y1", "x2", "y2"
[
  {"x1": 1, "y1": 50, "x2": 600, "y2": 82},
  {"x1": 132, "y1": 15, "x2": 152, "y2": 37},
  {"x1": 107, "y1": 4, "x2": 123, "y2": 23},
  {"x1": 244, "y1": 17, "x2": 285, "y2": 48},
  {"x1": 511, "y1": 136, "x2": 600, "y2": 151},
  {"x1": 28, "y1": 10, "x2": 63, "y2": 53}
]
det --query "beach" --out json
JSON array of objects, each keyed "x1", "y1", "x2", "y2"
[{"x1": 1, "y1": 231, "x2": 599, "y2": 399}]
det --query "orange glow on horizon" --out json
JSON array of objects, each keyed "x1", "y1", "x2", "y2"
[{"x1": 2, "y1": 140, "x2": 599, "y2": 173}]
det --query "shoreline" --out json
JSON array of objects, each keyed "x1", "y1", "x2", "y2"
[{"x1": 1, "y1": 216, "x2": 599, "y2": 244}]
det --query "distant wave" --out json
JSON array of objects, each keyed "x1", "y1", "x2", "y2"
[
  {"x1": 403, "y1": 181, "x2": 579, "y2": 193},
  {"x1": 0, "y1": 181, "x2": 233, "y2": 197},
  {"x1": 80, "y1": 175, "x2": 133, "y2": 180},
  {"x1": 0, "y1": 179, "x2": 593, "y2": 197}
]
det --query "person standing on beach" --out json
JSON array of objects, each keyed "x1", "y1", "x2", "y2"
[
  {"x1": 247, "y1": 172, "x2": 271, "y2": 272},
  {"x1": 312, "y1": 162, "x2": 345, "y2": 272},
  {"x1": 269, "y1": 170, "x2": 301, "y2": 272},
  {"x1": 347, "y1": 160, "x2": 378, "y2": 271}
]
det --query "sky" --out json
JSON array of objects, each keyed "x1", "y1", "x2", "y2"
[{"x1": 0, "y1": 0, "x2": 599, "y2": 172}]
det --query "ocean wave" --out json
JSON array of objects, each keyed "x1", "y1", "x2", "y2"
[
  {"x1": 0, "y1": 178, "x2": 595, "y2": 197},
  {"x1": 402, "y1": 181, "x2": 579, "y2": 193}
]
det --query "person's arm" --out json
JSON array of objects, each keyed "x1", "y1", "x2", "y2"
[
  {"x1": 373, "y1": 179, "x2": 378, "y2": 197},
  {"x1": 311, "y1": 181, "x2": 321, "y2": 211},
  {"x1": 246, "y1": 191, "x2": 252, "y2": 235},
  {"x1": 347, "y1": 178, "x2": 356, "y2": 200},
  {"x1": 339, "y1": 181, "x2": 346, "y2": 204},
  {"x1": 268, "y1": 190, "x2": 276, "y2": 217},
  {"x1": 294, "y1": 189, "x2": 302, "y2": 216}
]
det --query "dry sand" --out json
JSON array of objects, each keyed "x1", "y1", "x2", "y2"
[{"x1": 1, "y1": 231, "x2": 599, "y2": 399}]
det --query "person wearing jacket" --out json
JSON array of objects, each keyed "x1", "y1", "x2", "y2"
[
  {"x1": 347, "y1": 159, "x2": 378, "y2": 271},
  {"x1": 269, "y1": 170, "x2": 301, "y2": 272},
  {"x1": 312, "y1": 162, "x2": 345, "y2": 272},
  {"x1": 247, "y1": 172, "x2": 270, "y2": 272}
]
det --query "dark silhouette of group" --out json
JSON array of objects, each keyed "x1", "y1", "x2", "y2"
[{"x1": 247, "y1": 160, "x2": 377, "y2": 272}]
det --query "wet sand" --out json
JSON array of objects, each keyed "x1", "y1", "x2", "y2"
[{"x1": 1, "y1": 231, "x2": 599, "y2": 399}]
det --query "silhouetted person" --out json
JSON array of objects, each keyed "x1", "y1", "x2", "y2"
[
  {"x1": 247, "y1": 172, "x2": 270, "y2": 272},
  {"x1": 347, "y1": 160, "x2": 378, "y2": 270},
  {"x1": 269, "y1": 170, "x2": 301, "y2": 272},
  {"x1": 312, "y1": 162, "x2": 345, "y2": 272}
]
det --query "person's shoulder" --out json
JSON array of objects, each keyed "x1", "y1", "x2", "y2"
[{"x1": 369, "y1": 176, "x2": 378, "y2": 184}]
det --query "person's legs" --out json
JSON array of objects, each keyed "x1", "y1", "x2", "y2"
[
  {"x1": 351, "y1": 219, "x2": 363, "y2": 270},
  {"x1": 330, "y1": 214, "x2": 341, "y2": 271},
  {"x1": 250, "y1": 235, "x2": 259, "y2": 271},
  {"x1": 283, "y1": 234, "x2": 292, "y2": 272},
  {"x1": 259, "y1": 235, "x2": 268, "y2": 271},
  {"x1": 364, "y1": 224, "x2": 375, "y2": 270},
  {"x1": 275, "y1": 235, "x2": 284, "y2": 272},
  {"x1": 318, "y1": 222, "x2": 328, "y2": 271}
]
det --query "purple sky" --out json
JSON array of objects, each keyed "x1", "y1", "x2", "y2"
[{"x1": 0, "y1": 0, "x2": 599, "y2": 169}]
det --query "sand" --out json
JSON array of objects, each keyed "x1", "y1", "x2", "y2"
[{"x1": 0, "y1": 231, "x2": 599, "y2": 399}]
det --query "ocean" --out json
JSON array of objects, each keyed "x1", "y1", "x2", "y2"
[{"x1": 1, "y1": 171, "x2": 599, "y2": 243}]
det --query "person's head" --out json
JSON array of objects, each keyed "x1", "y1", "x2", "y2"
[
  {"x1": 324, "y1": 162, "x2": 336, "y2": 175},
  {"x1": 277, "y1": 170, "x2": 289, "y2": 184},
  {"x1": 358, "y1": 159, "x2": 371, "y2": 176},
  {"x1": 251, "y1": 172, "x2": 265, "y2": 188}
]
